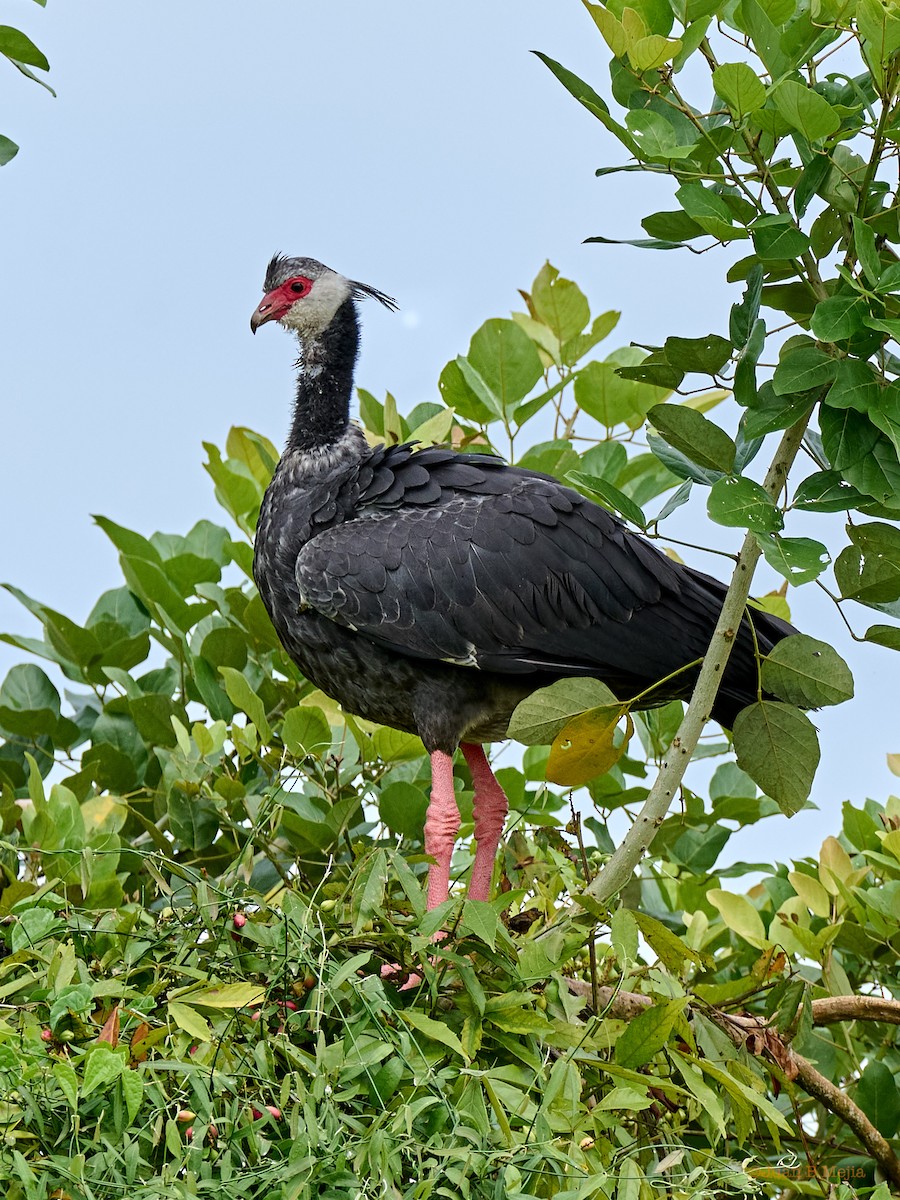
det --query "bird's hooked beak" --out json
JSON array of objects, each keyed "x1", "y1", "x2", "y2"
[{"x1": 250, "y1": 288, "x2": 284, "y2": 334}]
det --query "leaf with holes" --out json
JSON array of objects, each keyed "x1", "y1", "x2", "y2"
[
  {"x1": 761, "y1": 635, "x2": 854, "y2": 708},
  {"x1": 708, "y1": 477, "x2": 782, "y2": 533},
  {"x1": 733, "y1": 702, "x2": 820, "y2": 816},
  {"x1": 835, "y1": 521, "x2": 900, "y2": 604},
  {"x1": 757, "y1": 535, "x2": 831, "y2": 584},
  {"x1": 546, "y1": 705, "x2": 633, "y2": 787}
]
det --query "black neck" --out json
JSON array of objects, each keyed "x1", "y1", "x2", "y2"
[{"x1": 287, "y1": 298, "x2": 359, "y2": 453}]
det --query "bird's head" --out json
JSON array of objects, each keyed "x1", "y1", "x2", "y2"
[{"x1": 250, "y1": 255, "x2": 397, "y2": 338}]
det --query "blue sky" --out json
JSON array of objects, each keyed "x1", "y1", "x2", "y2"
[{"x1": 1, "y1": 1, "x2": 893, "y2": 863}]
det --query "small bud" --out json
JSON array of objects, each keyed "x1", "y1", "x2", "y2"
[
  {"x1": 232, "y1": 912, "x2": 247, "y2": 929},
  {"x1": 40, "y1": 1028, "x2": 53, "y2": 1042},
  {"x1": 177, "y1": 1110, "x2": 195, "y2": 1122}
]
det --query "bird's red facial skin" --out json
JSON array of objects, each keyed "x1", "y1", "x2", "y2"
[{"x1": 250, "y1": 276, "x2": 314, "y2": 331}]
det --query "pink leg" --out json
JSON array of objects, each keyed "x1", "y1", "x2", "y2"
[
  {"x1": 461, "y1": 743, "x2": 509, "y2": 902},
  {"x1": 424, "y1": 750, "x2": 461, "y2": 910}
]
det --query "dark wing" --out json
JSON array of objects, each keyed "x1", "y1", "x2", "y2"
[{"x1": 293, "y1": 446, "x2": 783, "y2": 704}]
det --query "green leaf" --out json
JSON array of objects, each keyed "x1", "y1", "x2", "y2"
[
  {"x1": 508, "y1": 678, "x2": 618, "y2": 745},
  {"x1": 826, "y1": 358, "x2": 881, "y2": 412},
  {"x1": 438, "y1": 359, "x2": 494, "y2": 424},
  {"x1": 633, "y1": 910, "x2": 712, "y2": 970},
  {"x1": 459, "y1": 900, "x2": 499, "y2": 950},
  {"x1": 219, "y1": 667, "x2": 271, "y2": 742},
  {"x1": 707, "y1": 889, "x2": 767, "y2": 944},
  {"x1": 401, "y1": 1010, "x2": 467, "y2": 1060},
  {"x1": 772, "y1": 345, "x2": 838, "y2": 395},
  {"x1": 641, "y1": 210, "x2": 705, "y2": 242},
  {"x1": 615, "y1": 998, "x2": 688, "y2": 1068},
  {"x1": 733, "y1": 702, "x2": 820, "y2": 815},
  {"x1": 761, "y1": 635, "x2": 854, "y2": 707},
  {"x1": 757, "y1": 534, "x2": 831, "y2": 584},
  {"x1": 120, "y1": 1069, "x2": 143, "y2": 1125},
  {"x1": 534, "y1": 51, "x2": 641, "y2": 158},
  {"x1": 574, "y1": 359, "x2": 662, "y2": 429},
  {"x1": 0, "y1": 134, "x2": 18, "y2": 166},
  {"x1": 663, "y1": 334, "x2": 732, "y2": 374},
  {"x1": 378, "y1": 780, "x2": 428, "y2": 840},
  {"x1": 282, "y1": 705, "x2": 331, "y2": 758},
  {"x1": 793, "y1": 470, "x2": 867, "y2": 512},
  {"x1": 852, "y1": 215, "x2": 882, "y2": 285},
  {"x1": 856, "y1": 1060, "x2": 900, "y2": 1138},
  {"x1": 730, "y1": 266, "x2": 764, "y2": 349},
  {"x1": 0, "y1": 25, "x2": 49, "y2": 69},
  {"x1": 820, "y1": 404, "x2": 880, "y2": 474},
  {"x1": 737, "y1": 0, "x2": 789, "y2": 76},
  {"x1": 865, "y1": 624, "x2": 900, "y2": 650},
  {"x1": 0, "y1": 664, "x2": 60, "y2": 736},
  {"x1": 647, "y1": 404, "x2": 736, "y2": 473},
  {"x1": 835, "y1": 521, "x2": 900, "y2": 604},
  {"x1": 751, "y1": 215, "x2": 811, "y2": 261},
  {"x1": 713, "y1": 62, "x2": 766, "y2": 116},
  {"x1": 708, "y1": 477, "x2": 783, "y2": 533},
  {"x1": 530, "y1": 263, "x2": 589, "y2": 342},
  {"x1": 81, "y1": 1045, "x2": 126, "y2": 1097},
  {"x1": 468, "y1": 319, "x2": 543, "y2": 413},
  {"x1": 610, "y1": 907, "x2": 639, "y2": 963},
  {"x1": 617, "y1": 350, "x2": 684, "y2": 390},
  {"x1": 676, "y1": 182, "x2": 747, "y2": 241},
  {"x1": 567, "y1": 471, "x2": 647, "y2": 527},
  {"x1": 810, "y1": 294, "x2": 868, "y2": 342},
  {"x1": 773, "y1": 80, "x2": 841, "y2": 141}
]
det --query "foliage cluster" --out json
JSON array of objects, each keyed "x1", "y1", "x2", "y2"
[
  {"x1": 2, "y1": 0, "x2": 900, "y2": 1194},
  {"x1": 0, "y1": 0, "x2": 54, "y2": 167}
]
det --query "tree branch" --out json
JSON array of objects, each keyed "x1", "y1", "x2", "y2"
[
  {"x1": 585, "y1": 415, "x2": 810, "y2": 904},
  {"x1": 565, "y1": 979, "x2": 900, "y2": 1186}
]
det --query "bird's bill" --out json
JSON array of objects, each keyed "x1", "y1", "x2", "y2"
[{"x1": 250, "y1": 288, "x2": 289, "y2": 334}]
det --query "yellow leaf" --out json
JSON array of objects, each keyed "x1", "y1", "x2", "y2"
[
  {"x1": 708, "y1": 889, "x2": 769, "y2": 947},
  {"x1": 881, "y1": 828, "x2": 900, "y2": 863},
  {"x1": 628, "y1": 35, "x2": 683, "y2": 71},
  {"x1": 887, "y1": 752, "x2": 900, "y2": 776},
  {"x1": 546, "y1": 705, "x2": 632, "y2": 787},
  {"x1": 621, "y1": 7, "x2": 649, "y2": 43},
  {"x1": 184, "y1": 983, "x2": 266, "y2": 1009},
  {"x1": 168, "y1": 1001, "x2": 213, "y2": 1040},
  {"x1": 818, "y1": 835, "x2": 853, "y2": 894},
  {"x1": 787, "y1": 871, "x2": 831, "y2": 917},
  {"x1": 681, "y1": 388, "x2": 730, "y2": 414},
  {"x1": 583, "y1": 1, "x2": 629, "y2": 56}
]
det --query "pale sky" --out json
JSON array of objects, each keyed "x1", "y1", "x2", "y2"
[{"x1": 1, "y1": 1, "x2": 894, "y2": 866}]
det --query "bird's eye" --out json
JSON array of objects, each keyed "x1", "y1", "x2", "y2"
[{"x1": 290, "y1": 280, "x2": 308, "y2": 295}]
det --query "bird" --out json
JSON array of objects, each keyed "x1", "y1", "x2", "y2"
[{"x1": 250, "y1": 254, "x2": 795, "y2": 912}]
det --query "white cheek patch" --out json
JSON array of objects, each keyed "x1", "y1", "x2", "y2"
[{"x1": 281, "y1": 271, "x2": 352, "y2": 337}]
